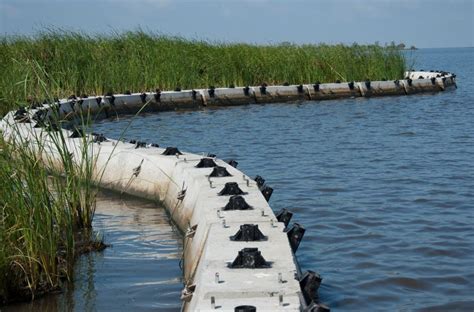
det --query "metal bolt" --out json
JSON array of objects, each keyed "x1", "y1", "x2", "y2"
[
  {"x1": 261, "y1": 209, "x2": 266, "y2": 216},
  {"x1": 279, "y1": 294, "x2": 284, "y2": 306},
  {"x1": 278, "y1": 273, "x2": 283, "y2": 283},
  {"x1": 211, "y1": 296, "x2": 216, "y2": 309},
  {"x1": 246, "y1": 179, "x2": 250, "y2": 187},
  {"x1": 209, "y1": 180, "x2": 213, "y2": 188},
  {"x1": 215, "y1": 272, "x2": 220, "y2": 283},
  {"x1": 222, "y1": 219, "x2": 227, "y2": 228},
  {"x1": 271, "y1": 219, "x2": 276, "y2": 227}
]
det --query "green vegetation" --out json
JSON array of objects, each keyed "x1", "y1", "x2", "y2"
[
  {"x1": 0, "y1": 62, "x2": 105, "y2": 303},
  {"x1": 0, "y1": 30, "x2": 406, "y2": 116},
  {"x1": 0, "y1": 122, "x2": 105, "y2": 304},
  {"x1": 0, "y1": 29, "x2": 407, "y2": 304}
]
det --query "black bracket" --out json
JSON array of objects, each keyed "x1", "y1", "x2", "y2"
[
  {"x1": 300, "y1": 270, "x2": 322, "y2": 304},
  {"x1": 218, "y1": 182, "x2": 246, "y2": 196},
  {"x1": 162, "y1": 147, "x2": 182, "y2": 155},
  {"x1": 286, "y1": 223, "x2": 305, "y2": 252},
  {"x1": 223, "y1": 195, "x2": 252, "y2": 210},
  {"x1": 209, "y1": 166, "x2": 232, "y2": 177},
  {"x1": 276, "y1": 208, "x2": 293, "y2": 227},
  {"x1": 230, "y1": 224, "x2": 267, "y2": 241},
  {"x1": 196, "y1": 158, "x2": 217, "y2": 168},
  {"x1": 229, "y1": 248, "x2": 271, "y2": 269}
]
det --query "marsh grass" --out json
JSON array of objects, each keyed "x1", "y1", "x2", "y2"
[
  {"x1": 0, "y1": 30, "x2": 406, "y2": 115},
  {"x1": 0, "y1": 65, "x2": 105, "y2": 304}
]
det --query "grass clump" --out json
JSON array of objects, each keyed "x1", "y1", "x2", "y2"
[
  {"x1": 0, "y1": 29, "x2": 406, "y2": 116},
  {"x1": 0, "y1": 63, "x2": 105, "y2": 304}
]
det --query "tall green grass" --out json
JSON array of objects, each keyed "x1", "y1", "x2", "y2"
[
  {"x1": 0, "y1": 131, "x2": 102, "y2": 303},
  {"x1": 0, "y1": 30, "x2": 406, "y2": 116},
  {"x1": 0, "y1": 64, "x2": 103, "y2": 303}
]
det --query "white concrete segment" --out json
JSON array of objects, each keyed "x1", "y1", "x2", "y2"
[{"x1": 1, "y1": 71, "x2": 456, "y2": 312}]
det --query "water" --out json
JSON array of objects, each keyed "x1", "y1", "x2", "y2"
[
  {"x1": 9, "y1": 48, "x2": 474, "y2": 311},
  {"x1": 4, "y1": 192, "x2": 183, "y2": 312}
]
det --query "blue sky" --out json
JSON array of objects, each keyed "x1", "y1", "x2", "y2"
[{"x1": 1, "y1": 0, "x2": 473, "y2": 48}]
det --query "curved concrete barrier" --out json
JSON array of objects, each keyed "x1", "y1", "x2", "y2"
[{"x1": 0, "y1": 70, "x2": 456, "y2": 311}]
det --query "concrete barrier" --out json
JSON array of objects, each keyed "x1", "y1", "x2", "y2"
[{"x1": 1, "y1": 70, "x2": 456, "y2": 311}]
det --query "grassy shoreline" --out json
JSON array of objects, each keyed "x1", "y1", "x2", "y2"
[
  {"x1": 0, "y1": 30, "x2": 406, "y2": 116},
  {"x1": 0, "y1": 30, "x2": 406, "y2": 304}
]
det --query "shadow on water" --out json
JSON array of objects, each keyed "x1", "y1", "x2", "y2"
[{"x1": 3, "y1": 191, "x2": 183, "y2": 312}]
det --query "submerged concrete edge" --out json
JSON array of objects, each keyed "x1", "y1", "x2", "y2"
[{"x1": 1, "y1": 70, "x2": 456, "y2": 312}]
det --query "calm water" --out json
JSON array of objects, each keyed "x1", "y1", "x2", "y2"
[{"x1": 10, "y1": 48, "x2": 474, "y2": 311}]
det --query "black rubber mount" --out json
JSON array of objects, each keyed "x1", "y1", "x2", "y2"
[
  {"x1": 431, "y1": 77, "x2": 436, "y2": 85},
  {"x1": 226, "y1": 159, "x2": 238, "y2": 168},
  {"x1": 154, "y1": 89, "x2": 161, "y2": 102},
  {"x1": 394, "y1": 80, "x2": 400, "y2": 86},
  {"x1": 234, "y1": 306, "x2": 257, "y2": 312},
  {"x1": 260, "y1": 84, "x2": 267, "y2": 95},
  {"x1": 105, "y1": 92, "x2": 115, "y2": 106},
  {"x1": 32, "y1": 109, "x2": 47, "y2": 127},
  {"x1": 229, "y1": 248, "x2": 270, "y2": 269},
  {"x1": 223, "y1": 195, "x2": 252, "y2": 211},
  {"x1": 96, "y1": 97, "x2": 102, "y2": 106},
  {"x1": 304, "y1": 302, "x2": 330, "y2": 312},
  {"x1": 124, "y1": 90, "x2": 131, "y2": 95},
  {"x1": 286, "y1": 223, "x2": 305, "y2": 252},
  {"x1": 174, "y1": 87, "x2": 181, "y2": 92},
  {"x1": 151, "y1": 143, "x2": 160, "y2": 148},
  {"x1": 300, "y1": 270, "x2": 322, "y2": 304},
  {"x1": 418, "y1": 75, "x2": 424, "y2": 79},
  {"x1": 208, "y1": 86, "x2": 215, "y2": 98},
  {"x1": 162, "y1": 147, "x2": 182, "y2": 155},
  {"x1": 229, "y1": 84, "x2": 235, "y2": 88},
  {"x1": 348, "y1": 81, "x2": 355, "y2": 90},
  {"x1": 254, "y1": 175, "x2": 265, "y2": 188},
  {"x1": 297, "y1": 84, "x2": 304, "y2": 93},
  {"x1": 209, "y1": 166, "x2": 231, "y2": 177},
  {"x1": 313, "y1": 82, "x2": 320, "y2": 92},
  {"x1": 92, "y1": 133, "x2": 108, "y2": 143},
  {"x1": 365, "y1": 80, "x2": 371, "y2": 89},
  {"x1": 276, "y1": 208, "x2": 293, "y2": 227},
  {"x1": 135, "y1": 141, "x2": 147, "y2": 149},
  {"x1": 195, "y1": 158, "x2": 217, "y2": 168},
  {"x1": 243, "y1": 86, "x2": 250, "y2": 96},
  {"x1": 261, "y1": 186, "x2": 273, "y2": 202},
  {"x1": 407, "y1": 78, "x2": 413, "y2": 86},
  {"x1": 283, "y1": 82, "x2": 290, "y2": 86},
  {"x1": 207, "y1": 153, "x2": 217, "y2": 158},
  {"x1": 69, "y1": 127, "x2": 85, "y2": 138},
  {"x1": 335, "y1": 80, "x2": 341, "y2": 84},
  {"x1": 230, "y1": 224, "x2": 267, "y2": 242},
  {"x1": 218, "y1": 182, "x2": 246, "y2": 196},
  {"x1": 13, "y1": 107, "x2": 27, "y2": 120},
  {"x1": 129, "y1": 139, "x2": 137, "y2": 144},
  {"x1": 140, "y1": 93, "x2": 147, "y2": 104}
]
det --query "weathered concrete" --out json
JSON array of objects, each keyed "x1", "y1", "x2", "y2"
[{"x1": 1, "y1": 70, "x2": 456, "y2": 312}]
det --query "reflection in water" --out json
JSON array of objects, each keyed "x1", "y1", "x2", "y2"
[{"x1": 4, "y1": 191, "x2": 183, "y2": 312}]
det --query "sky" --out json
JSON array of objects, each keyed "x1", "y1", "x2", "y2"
[{"x1": 0, "y1": 0, "x2": 473, "y2": 48}]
